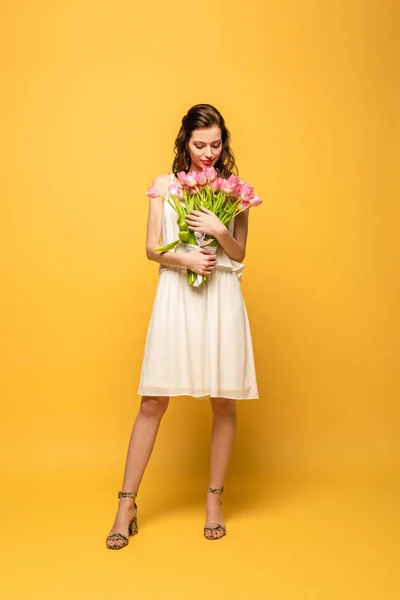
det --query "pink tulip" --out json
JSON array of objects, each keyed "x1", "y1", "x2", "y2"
[
  {"x1": 249, "y1": 195, "x2": 262, "y2": 206},
  {"x1": 211, "y1": 177, "x2": 223, "y2": 192},
  {"x1": 146, "y1": 186, "x2": 160, "y2": 198},
  {"x1": 185, "y1": 172, "x2": 198, "y2": 188},
  {"x1": 240, "y1": 183, "x2": 255, "y2": 201},
  {"x1": 240, "y1": 199, "x2": 251, "y2": 209},
  {"x1": 220, "y1": 174, "x2": 245, "y2": 196},
  {"x1": 195, "y1": 170, "x2": 207, "y2": 186},
  {"x1": 204, "y1": 166, "x2": 217, "y2": 182},
  {"x1": 177, "y1": 171, "x2": 188, "y2": 187},
  {"x1": 217, "y1": 177, "x2": 225, "y2": 188},
  {"x1": 221, "y1": 180, "x2": 237, "y2": 194},
  {"x1": 228, "y1": 174, "x2": 241, "y2": 187},
  {"x1": 168, "y1": 184, "x2": 184, "y2": 200},
  {"x1": 230, "y1": 182, "x2": 243, "y2": 198}
]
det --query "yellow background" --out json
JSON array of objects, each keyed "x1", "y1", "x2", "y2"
[{"x1": 1, "y1": 1, "x2": 398, "y2": 598}]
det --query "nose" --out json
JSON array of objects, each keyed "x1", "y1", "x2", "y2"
[{"x1": 204, "y1": 146, "x2": 213, "y2": 158}]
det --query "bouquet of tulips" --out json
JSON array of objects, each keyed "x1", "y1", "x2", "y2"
[{"x1": 146, "y1": 167, "x2": 262, "y2": 286}]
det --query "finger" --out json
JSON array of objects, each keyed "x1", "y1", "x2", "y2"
[
  {"x1": 189, "y1": 210, "x2": 202, "y2": 216},
  {"x1": 200, "y1": 206, "x2": 212, "y2": 214}
]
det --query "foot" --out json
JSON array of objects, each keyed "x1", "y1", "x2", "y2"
[
  {"x1": 204, "y1": 491, "x2": 226, "y2": 540},
  {"x1": 106, "y1": 496, "x2": 137, "y2": 549}
]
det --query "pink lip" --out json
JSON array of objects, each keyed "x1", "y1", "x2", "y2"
[{"x1": 202, "y1": 160, "x2": 213, "y2": 164}]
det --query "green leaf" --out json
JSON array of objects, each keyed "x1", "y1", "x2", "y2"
[{"x1": 155, "y1": 240, "x2": 179, "y2": 252}]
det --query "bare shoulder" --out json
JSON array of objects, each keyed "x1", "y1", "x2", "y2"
[
  {"x1": 152, "y1": 173, "x2": 172, "y2": 195},
  {"x1": 236, "y1": 209, "x2": 249, "y2": 224}
]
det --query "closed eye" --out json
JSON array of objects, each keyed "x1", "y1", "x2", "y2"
[{"x1": 195, "y1": 143, "x2": 221, "y2": 149}]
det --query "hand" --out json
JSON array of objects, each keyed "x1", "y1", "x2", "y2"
[
  {"x1": 184, "y1": 248, "x2": 217, "y2": 276},
  {"x1": 185, "y1": 207, "x2": 226, "y2": 238}
]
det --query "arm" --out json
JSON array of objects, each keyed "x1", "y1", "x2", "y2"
[
  {"x1": 214, "y1": 210, "x2": 249, "y2": 263},
  {"x1": 146, "y1": 203, "x2": 186, "y2": 269},
  {"x1": 145, "y1": 176, "x2": 217, "y2": 275},
  {"x1": 185, "y1": 207, "x2": 249, "y2": 263}
]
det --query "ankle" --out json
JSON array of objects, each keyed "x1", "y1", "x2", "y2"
[{"x1": 118, "y1": 497, "x2": 136, "y2": 510}]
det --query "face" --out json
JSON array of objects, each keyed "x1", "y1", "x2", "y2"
[{"x1": 187, "y1": 126, "x2": 222, "y2": 171}]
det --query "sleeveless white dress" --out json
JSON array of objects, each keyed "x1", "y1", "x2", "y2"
[{"x1": 138, "y1": 173, "x2": 259, "y2": 399}]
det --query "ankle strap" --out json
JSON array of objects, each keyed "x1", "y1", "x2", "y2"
[
  {"x1": 118, "y1": 491, "x2": 137, "y2": 499},
  {"x1": 208, "y1": 486, "x2": 224, "y2": 494}
]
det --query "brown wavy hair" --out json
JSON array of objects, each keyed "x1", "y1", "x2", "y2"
[{"x1": 172, "y1": 104, "x2": 238, "y2": 179}]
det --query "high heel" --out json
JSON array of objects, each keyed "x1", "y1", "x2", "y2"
[
  {"x1": 204, "y1": 487, "x2": 226, "y2": 540},
  {"x1": 106, "y1": 491, "x2": 138, "y2": 550}
]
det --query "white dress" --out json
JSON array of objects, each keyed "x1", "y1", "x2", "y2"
[{"x1": 138, "y1": 173, "x2": 259, "y2": 399}]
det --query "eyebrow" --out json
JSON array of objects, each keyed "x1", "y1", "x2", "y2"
[{"x1": 193, "y1": 139, "x2": 221, "y2": 144}]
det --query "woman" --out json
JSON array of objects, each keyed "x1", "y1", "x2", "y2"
[{"x1": 106, "y1": 103, "x2": 258, "y2": 549}]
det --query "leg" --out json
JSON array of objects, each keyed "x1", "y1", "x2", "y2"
[
  {"x1": 106, "y1": 395, "x2": 169, "y2": 548},
  {"x1": 205, "y1": 397, "x2": 237, "y2": 539}
]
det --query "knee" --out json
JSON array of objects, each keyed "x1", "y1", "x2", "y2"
[
  {"x1": 140, "y1": 396, "x2": 169, "y2": 419},
  {"x1": 210, "y1": 397, "x2": 236, "y2": 417}
]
